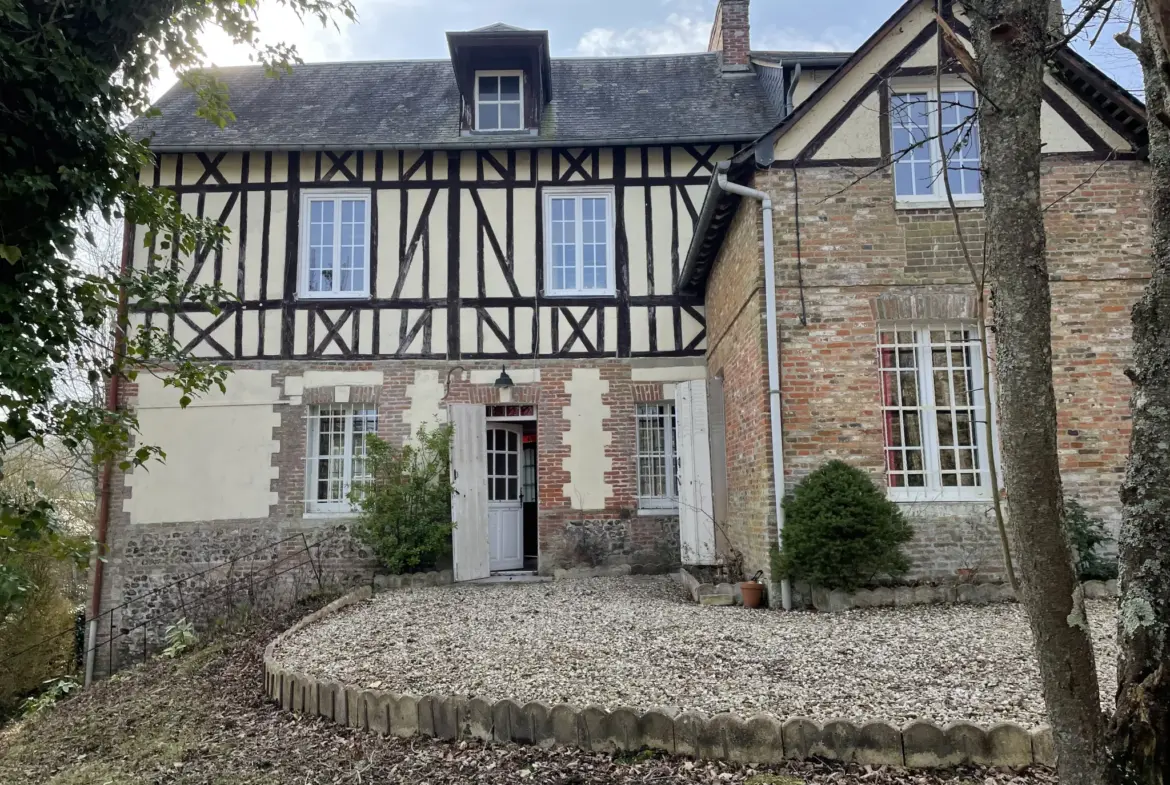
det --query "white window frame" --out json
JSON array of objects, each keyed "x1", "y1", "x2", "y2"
[
  {"x1": 636, "y1": 401, "x2": 679, "y2": 512},
  {"x1": 474, "y1": 70, "x2": 525, "y2": 132},
  {"x1": 878, "y1": 323, "x2": 994, "y2": 502},
  {"x1": 305, "y1": 404, "x2": 378, "y2": 514},
  {"x1": 543, "y1": 186, "x2": 617, "y2": 297},
  {"x1": 298, "y1": 189, "x2": 371, "y2": 300},
  {"x1": 890, "y1": 84, "x2": 983, "y2": 208}
]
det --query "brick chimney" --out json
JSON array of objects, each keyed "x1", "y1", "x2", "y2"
[{"x1": 708, "y1": 0, "x2": 751, "y2": 72}]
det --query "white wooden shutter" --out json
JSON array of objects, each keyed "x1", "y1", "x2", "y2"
[
  {"x1": 675, "y1": 380, "x2": 717, "y2": 565},
  {"x1": 450, "y1": 404, "x2": 490, "y2": 581}
]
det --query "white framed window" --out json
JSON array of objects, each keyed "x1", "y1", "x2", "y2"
[
  {"x1": 891, "y1": 88, "x2": 982, "y2": 204},
  {"x1": 475, "y1": 71, "x2": 524, "y2": 131},
  {"x1": 636, "y1": 402, "x2": 679, "y2": 511},
  {"x1": 878, "y1": 323, "x2": 993, "y2": 501},
  {"x1": 299, "y1": 190, "x2": 370, "y2": 299},
  {"x1": 544, "y1": 187, "x2": 616, "y2": 296},
  {"x1": 305, "y1": 404, "x2": 377, "y2": 513}
]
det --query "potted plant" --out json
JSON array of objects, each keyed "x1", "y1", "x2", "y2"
[{"x1": 740, "y1": 571, "x2": 766, "y2": 609}]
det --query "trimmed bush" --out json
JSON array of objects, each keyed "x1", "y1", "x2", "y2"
[
  {"x1": 778, "y1": 460, "x2": 913, "y2": 592},
  {"x1": 1063, "y1": 499, "x2": 1118, "y2": 582}
]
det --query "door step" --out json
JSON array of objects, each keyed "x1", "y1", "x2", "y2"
[{"x1": 470, "y1": 570, "x2": 551, "y2": 585}]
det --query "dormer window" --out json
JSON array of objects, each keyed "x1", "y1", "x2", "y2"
[{"x1": 476, "y1": 71, "x2": 524, "y2": 131}]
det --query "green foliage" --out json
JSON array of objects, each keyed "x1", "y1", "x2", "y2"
[
  {"x1": 778, "y1": 460, "x2": 914, "y2": 592},
  {"x1": 1, "y1": 486, "x2": 90, "y2": 617},
  {"x1": 0, "y1": 0, "x2": 354, "y2": 581},
  {"x1": 351, "y1": 426, "x2": 455, "y2": 575},
  {"x1": 161, "y1": 618, "x2": 198, "y2": 659},
  {"x1": 0, "y1": 551, "x2": 78, "y2": 719},
  {"x1": 21, "y1": 677, "x2": 80, "y2": 716},
  {"x1": 1063, "y1": 499, "x2": 1118, "y2": 582}
]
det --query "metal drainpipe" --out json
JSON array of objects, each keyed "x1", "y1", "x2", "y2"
[
  {"x1": 715, "y1": 173, "x2": 791, "y2": 611},
  {"x1": 85, "y1": 220, "x2": 133, "y2": 687}
]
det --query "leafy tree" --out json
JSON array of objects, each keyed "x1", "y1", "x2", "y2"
[
  {"x1": 351, "y1": 426, "x2": 455, "y2": 575},
  {"x1": 0, "y1": 0, "x2": 354, "y2": 603},
  {"x1": 777, "y1": 460, "x2": 913, "y2": 592}
]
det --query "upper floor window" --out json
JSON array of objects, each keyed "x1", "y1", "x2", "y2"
[
  {"x1": 878, "y1": 323, "x2": 992, "y2": 502},
  {"x1": 476, "y1": 71, "x2": 524, "y2": 131},
  {"x1": 300, "y1": 190, "x2": 370, "y2": 299},
  {"x1": 544, "y1": 187, "x2": 615, "y2": 296},
  {"x1": 891, "y1": 89, "x2": 982, "y2": 204}
]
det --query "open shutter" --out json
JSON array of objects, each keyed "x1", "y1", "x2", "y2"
[
  {"x1": 675, "y1": 380, "x2": 717, "y2": 565},
  {"x1": 450, "y1": 404, "x2": 490, "y2": 581}
]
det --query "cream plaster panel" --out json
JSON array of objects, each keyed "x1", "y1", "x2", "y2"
[
  {"x1": 515, "y1": 150, "x2": 533, "y2": 181},
  {"x1": 125, "y1": 371, "x2": 281, "y2": 524},
  {"x1": 470, "y1": 368, "x2": 541, "y2": 385},
  {"x1": 375, "y1": 190, "x2": 401, "y2": 298},
  {"x1": 431, "y1": 310, "x2": 448, "y2": 355},
  {"x1": 813, "y1": 90, "x2": 883, "y2": 160},
  {"x1": 630, "y1": 308, "x2": 652, "y2": 353},
  {"x1": 626, "y1": 190, "x2": 650, "y2": 297},
  {"x1": 512, "y1": 189, "x2": 538, "y2": 297},
  {"x1": 1041, "y1": 101, "x2": 1094, "y2": 153},
  {"x1": 403, "y1": 369, "x2": 446, "y2": 441},
  {"x1": 774, "y1": 1, "x2": 934, "y2": 159},
  {"x1": 1045, "y1": 74, "x2": 1132, "y2": 152},
  {"x1": 459, "y1": 187, "x2": 479, "y2": 297},
  {"x1": 267, "y1": 192, "x2": 288, "y2": 299},
  {"x1": 157, "y1": 154, "x2": 178, "y2": 187},
  {"x1": 243, "y1": 192, "x2": 267, "y2": 300},
  {"x1": 293, "y1": 311, "x2": 308, "y2": 354},
  {"x1": 262, "y1": 312, "x2": 282, "y2": 356},
  {"x1": 299, "y1": 370, "x2": 384, "y2": 389},
  {"x1": 460, "y1": 307, "x2": 478, "y2": 353},
  {"x1": 650, "y1": 185, "x2": 675, "y2": 295},
  {"x1": 597, "y1": 148, "x2": 615, "y2": 179},
  {"x1": 791, "y1": 68, "x2": 834, "y2": 109},
  {"x1": 478, "y1": 190, "x2": 513, "y2": 297},
  {"x1": 300, "y1": 154, "x2": 316, "y2": 183},
  {"x1": 644, "y1": 147, "x2": 665, "y2": 178},
  {"x1": 248, "y1": 153, "x2": 266, "y2": 184},
  {"x1": 561, "y1": 368, "x2": 612, "y2": 510},
  {"x1": 631, "y1": 365, "x2": 707, "y2": 382},
  {"x1": 460, "y1": 151, "x2": 478, "y2": 181},
  {"x1": 655, "y1": 306, "x2": 675, "y2": 351},
  {"x1": 605, "y1": 308, "x2": 618, "y2": 352},
  {"x1": 241, "y1": 311, "x2": 260, "y2": 357},
  {"x1": 270, "y1": 153, "x2": 289, "y2": 184}
]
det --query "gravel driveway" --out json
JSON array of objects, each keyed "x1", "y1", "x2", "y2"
[{"x1": 273, "y1": 576, "x2": 1117, "y2": 728}]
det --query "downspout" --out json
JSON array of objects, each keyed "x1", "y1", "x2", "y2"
[
  {"x1": 714, "y1": 174, "x2": 791, "y2": 611},
  {"x1": 85, "y1": 219, "x2": 132, "y2": 687}
]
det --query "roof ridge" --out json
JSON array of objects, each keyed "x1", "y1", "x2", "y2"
[{"x1": 193, "y1": 51, "x2": 723, "y2": 73}]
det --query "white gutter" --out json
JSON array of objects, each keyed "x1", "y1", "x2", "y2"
[{"x1": 715, "y1": 173, "x2": 792, "y2": 611}]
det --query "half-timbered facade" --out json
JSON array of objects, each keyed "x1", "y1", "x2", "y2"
[{"x1": 99, "y1": 1, "x2": 785, "y2": 615}]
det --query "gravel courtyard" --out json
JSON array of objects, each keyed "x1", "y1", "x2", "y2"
[{"x1": 273, "y1": 576, "x2": 1117, "y2": 728}]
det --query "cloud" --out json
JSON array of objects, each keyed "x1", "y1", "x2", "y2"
[{"x1": 575, "y1": 13, "x2": 711, "y2": 56}]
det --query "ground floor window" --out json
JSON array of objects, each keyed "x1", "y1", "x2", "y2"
[
  {"x1": 306, "y1": 404, "x2": 377, "y2": 513},
  {"x1": 636, "y1": 402, "x2": 678, "y2": 510},
  {"x1": 878, "y1": 323, "x2": 991, "y2": 501}
]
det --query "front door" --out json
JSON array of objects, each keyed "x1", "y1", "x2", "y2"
[{"x1": 487, "y1": 424, "x2": 524, "y2": 571}]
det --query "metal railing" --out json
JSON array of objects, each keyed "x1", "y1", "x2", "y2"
[{"x1": 1, "y1": 529, "x2": 341, "y2": 698}]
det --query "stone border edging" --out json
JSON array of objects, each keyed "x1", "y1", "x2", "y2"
[
  {"x1": 677, "y1": 569, "x2": 1119, "y2": 612},
  {"x1": 264, "y1": 584, "x2": 1056, "y2": 770}
]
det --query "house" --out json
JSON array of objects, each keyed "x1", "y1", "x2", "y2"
[{"x1": 94, "y1": 0, "x2": 1147, "y2": 631}]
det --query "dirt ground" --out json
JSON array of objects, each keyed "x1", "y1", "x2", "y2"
[{"x1": 0, "y1": 601, "x2": 1059, "y2": 785}]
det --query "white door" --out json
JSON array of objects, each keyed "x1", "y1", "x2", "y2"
[
  {"x1": 487, "y1": 424, "x2": 524, "y2": 571},
  {"x1": 451, "y1": 404, "x2": 490, "y2": 581}
]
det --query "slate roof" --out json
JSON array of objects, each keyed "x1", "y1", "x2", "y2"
[{"x1": 130, "y1": 52, "x2": 784, "y2": 151}]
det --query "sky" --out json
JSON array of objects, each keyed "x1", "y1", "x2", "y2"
[{"x1": 182, "y1": 0, "x2": 1146, "y2": 100}]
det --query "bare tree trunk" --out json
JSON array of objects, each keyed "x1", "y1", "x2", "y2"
[
  {"x1": 1108, "y1": 5, "x2": 1170, "y2": 781},
  {"x1": 969, "y1": 2, "x2": 1107, "y2": 783}
]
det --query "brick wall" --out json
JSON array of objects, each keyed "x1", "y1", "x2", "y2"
[
  {"x1": 707, "y1": 0, "x2": 751, "y2": 70},
  {"x1": 707, "y1": 156, "x2": 1149, "y2": 581}
]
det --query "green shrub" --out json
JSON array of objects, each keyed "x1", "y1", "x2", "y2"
[
  {"x1": 1063, "y1": 499, "x2": 1118, "y2": 582},
  {"x1": 0, "y1": 552, "x2": 77, "y2": 720},
  {"x1": 777, "y1": 460, "x2": 913, "y2": 591},
  {"x1": 350, "y1": 425, "x2": 455, "y2": 575}
]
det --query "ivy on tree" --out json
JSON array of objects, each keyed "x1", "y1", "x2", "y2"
[{"x1": 0, "y1": 0, "x2": 355, "y2": 607}]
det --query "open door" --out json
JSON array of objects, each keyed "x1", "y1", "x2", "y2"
[
  {"x1": 675, "y1": 380, "x2": 717, "y2": 565},
  {"x1": 450, "y1": 404, "x2": 490, "y2": 581},
  {"x1": 487, "y1": 424, "x2": 524, "y2": 571}
]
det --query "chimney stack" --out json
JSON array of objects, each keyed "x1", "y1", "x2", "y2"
[{"x1": 708, "y1": 0, "x2": 751, "y2": 72}]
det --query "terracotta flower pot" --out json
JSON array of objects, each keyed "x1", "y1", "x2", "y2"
[{"x1": 740, "y1": 581, "x2": 765, "y2": 609}]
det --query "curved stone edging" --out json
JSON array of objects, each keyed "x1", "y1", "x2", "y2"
[{"x1": 264, "y1": 586, "x2": 1056, "y2": 770}]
